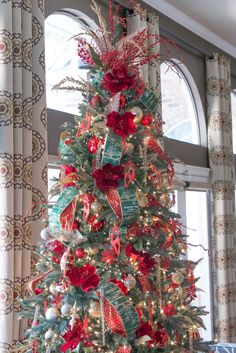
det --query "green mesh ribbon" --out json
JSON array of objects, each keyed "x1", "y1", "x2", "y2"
[
  {"x1": 49, "y1": 187, "x2": 78, "y2": 230},
  {"x1": 101, "y1": 282, "x2": 140, "y2": 340},
  {"x1": 117, "y1": 184, "x2": 139, "y2": 227},
  {"x1": 140, "y1": 89, "x2": 158, "y2": 116},
  {"x1": 59, "y1": 136, "x2": 77, "y2": 163},
  {"x1": 102, "y1": 129, "x2": 122, "y2": 166}
]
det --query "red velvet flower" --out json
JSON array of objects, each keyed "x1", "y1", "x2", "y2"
[
  {"x1": 92, "y1": 163, "x2": 124, "y2": 192},
  {"x1": 87, "y1": 136, "x2": 100, "y2": 154},
  {"x1": 102, "y1": 66, "x2": 137, "y2": 94},
  {"x1": 110, "y1": 278, "x2": 129, "y2": 295},
  {"x1": 59, "y1": 319, "x2": 83, "y2": 352},
  {"x1": 66, "y1": 263, "x2": 100, "y2": 292},
  {"x1": 106, "y1": 111, "x2": 136, "y2": 138},
  {"x1": 88, "y1": 215, "x2": 104, "y2": 231}
]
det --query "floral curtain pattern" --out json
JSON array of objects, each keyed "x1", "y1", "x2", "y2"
[
  {"x1": 126, "y1": 9, "x2": 162, "y2": 118},
  {"x1": 0, "y1": 0, "x2": 47, "y2": 351},
  {"x1": 207, "y1": 53, "x2": 236, "y2": 342}
]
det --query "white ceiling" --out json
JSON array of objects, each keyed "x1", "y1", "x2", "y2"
[{"x1": 143, "y1": 0, "x2": 236, "y2": 58}]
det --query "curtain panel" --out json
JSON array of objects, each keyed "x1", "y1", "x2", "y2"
[
  {"x1": 0, "y1": 0, "x2": 47, "y2": 351},
  {"x1": 126, "y1": 8, "x2": 162, "y2": 119},
  {"x1": 207, "y1": 53, "x2": 236, "y2": 342}
]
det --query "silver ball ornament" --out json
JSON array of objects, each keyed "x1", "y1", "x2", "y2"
[
  {"x1": 91, "y1": 200, "x2": 102, "y2": 213},
  {"x1": 61, "y1": 303, "x2": 72, "y2": 317},
  {"x1": 124, "y1": 275, "x2": 136, "y2": 289},
  {"x1": 49, "y1": 283, "x2": 58, "y2": 295},
  {"x1": 45, "y1": 328, "x2": 54, "y2": 340},
  {"x1": 45, "y1": 307, "x2": 58, "y2": 320},
  {"x1": 40, "y1": 228, "x2": 50, "y2": 241}
]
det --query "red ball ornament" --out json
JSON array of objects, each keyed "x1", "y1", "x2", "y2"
[
  {"x1": 187, "y1": 270, "x2": 195, "y2": 283},
  {"x1": 75, "y1": 248, "x2": 85, "y2": 258},
  {"x1": 141, "y1": 114, "x2": 153, "y2": 126},
  {"x1": 87, "y1": 136, "x2": 99, "y2": 154},
  {"x1": 88, "y1": 215, "x2": 104, "y2": 231},
  {"x1": 162, "y1": 303, "x2": 176, "y2": 317},
  {"x1": 90, "y1": 95, "x2": 102, "y2": 108},
  {"x1": 119, "y1": 94, "x2": 126, "y2": 109}
]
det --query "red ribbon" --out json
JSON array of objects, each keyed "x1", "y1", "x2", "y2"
[
  {"x1": 110, "y1": 225, "x2": 121, "y2": 256},
  {"x1": 106, "y1": 188, "x2": 122, "y2": 220},
  {"x1": 60, "y1": 199, "x2": 77, "y2": 231},
  {"x1": 76, "y1": 113, "x2": 91, "y2": 137}
]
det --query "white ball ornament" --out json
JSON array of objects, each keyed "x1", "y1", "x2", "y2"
[
  {"x1": 61, "y1": 303, "x2": 72, "y2": 317},
  {"x1": 124, "y1": 275, "x2": 136, "y2": 289},
  {"x1": 88, "y1": 301, "x2": 101, "y2": 318},
  {"x1": 49, "y1": 283, "x2": 58, "y2": 295},
  {"x1": 40, "y1": 228, "x2": 50, "y2": 241},
  {"x1": 45, "y1": 307, "x2": 58, "y2": 320},
  {"x1": 45, "y1": 328, "x2": 54, "y2": 340},
  {"x1": 171, "y1": 271, "x2": 184, "y2": 285}
]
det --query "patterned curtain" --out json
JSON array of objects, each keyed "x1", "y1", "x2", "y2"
[
  {"x1": 0, "y1": 0, "x2": 47, "y2": 351},
  {"x1": 206, "y1": 53, "x2": 236, "y2": 342},
  {"x1": 126, "y1": 9, "x2": 162, "y2": 118}
]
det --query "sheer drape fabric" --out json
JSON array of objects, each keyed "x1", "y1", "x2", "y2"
[
  {"x1": 207, "y1": 53, "x2": 236, "y2": 342},
  {"x1": 0, "y1": 0, "x2": 47, "y2": 351}
]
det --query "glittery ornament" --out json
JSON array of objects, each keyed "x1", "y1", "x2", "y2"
[
  {"x1": 61, "y1": 303, "x2": 72, "y2": 317},
  {"x1": 124, "y1": 275, "x2": 136, "y2": 289},
  {"x1": 87, "y1": 136, "x2": 100, "y2": 154},
  {"x1": 88, "y1": 301, "x2": 101, "y2": 317},
  {"x1": 91, "y1": 200, "x2": 102, "y2": 213},
  {"x1": 45, "y1": 328, "x2": 54, "y2": 340},
  {"x1": 124, "y1": 142, "x2": 134, "y2": 156},
  {"x1": 137, "y1": 194, "x2": 148, "y2": 208},
  {"x1": 75, "y1": 248, "x2": 85, "y2": 258},
  {"x1": 87, "y1": 247, "x2": 100, "y2": 255},
  {"x1": 40, "y1": 228, "x2": 50, "y2": 241},
  {"x1": 60, "y1": 248, "x2": 75, "y2": 274},
  {"x1": 119, "y1": 94, "x2": 126, "y2": 108},
  {"x1": 159, "y1": 193, "x2": 172, "y2": 208},
  {"x1": 141, "y1": 114, "x2": 153, "y2": 126},
  {"x1": 49, "y1": 283, "x2": 58, "y2": 295},
  {"x1": 129, "y1": 106, "x2": 143, "y2": 124},
  {"x1": 45, "y1": 307, "x2": 58, "y2": 320},
  {"x1": 171, "y1": 271, "x2": 184, "y2": 285}
]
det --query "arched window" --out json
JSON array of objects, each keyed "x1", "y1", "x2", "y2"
[
  {"x1": 45, "y1": 11, "x2": 97, "y2": 115},
  {"x1": 161, "y1": 60, "x2": 206, "y2": 146}
]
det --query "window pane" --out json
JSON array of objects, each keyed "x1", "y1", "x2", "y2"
[
  {"x1": 231, "y1": 91, "x2": 236, "y2": 153},
  {"x1": 161, "y1": 62, "x2": 199, "y2": 144},
  {"x1": 185, "y1": 190, "x2": 212, "y2": 341},
  {"x1": 45, "y1": 13, "x2": 89, "y2": 115}
]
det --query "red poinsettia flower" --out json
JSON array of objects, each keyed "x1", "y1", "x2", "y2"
[
  {"x1": 136, "y1": 321, "x2": 153, "y2": 339},
  {"x1": 101, "y1": 248, "x2": 117, "y2": 264},
  {"x1": 153, "y1": 324, "x2": 169, "y2": 347},
  {"x1": 102, "y1": 66, "x2": 137, "y2": 94},
  {"x1": 138, "y1": 253, "x2": 156, "y2": 275},
  {"x1": 106, "y1": 111, "x2": 136, "y2": 138},
  {"x1": 59, "y1": 319, "x2": 83, "y2": 352},
  {"x1": 66, "y1": 263, "x2": 100, "y2": 292},
  {"x1": 109, "y1": 278, "x2": 129, "y2": 296},
  {"x1": 92, "y1": 163, "x2": 124, "y2": 192}
]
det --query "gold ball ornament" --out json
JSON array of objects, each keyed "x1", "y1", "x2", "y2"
[
  {"x1": 87, "y1": 247, "x2": 100, "y2": 255},
  {"x1": 171, "y1": 271, "x2": 184, "y2": 285},
  {"x1": 159, "y1": 193, "x2": 172, "y2": 208},
  {"x1": 124, "y1": 142, "x2": 135, "y2": 156},
  {"x1": 137, "y1": 194, "x2": 149, "y2": 208},
  {"x1": 129, "y1": 106, "x2": 143, "y2": 124},
  {"x1": 178, "y1": 242, "x2": 187, "y2": 253},
  {"x1": 91, "y1": 200, "x2": 102, "y2": 213},
  {"x1": 88, "y1": 301, "x2": 101, "y2": 317},
  {"x1": 124, "y1": 275, "x2": 136, "y2": 289}
]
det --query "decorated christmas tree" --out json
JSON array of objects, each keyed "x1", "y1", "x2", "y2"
[{"x1": 19, "y1": 2, "x2": 209, "y2": 353}]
